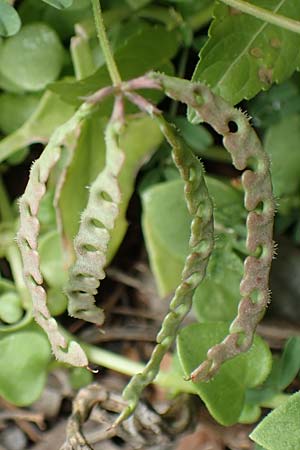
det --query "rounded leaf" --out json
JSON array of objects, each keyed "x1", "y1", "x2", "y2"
[
  {"x1": 48, "y1": 287, "x2": 68, "y2": 316},
  {"x1": 0, "y1": 92, "x2": 40, "y2": 134},
  {"x1": 0, "y1": 23, "x2": 64, "y2": 91},
  {"x1": 70, "y1": 367, "x2": 92, "y2": 390},
  {"x1": 39, "y1": 230, "x2": 68, "y2": 288},
  {"x1": 0, "y1": 1, "x2": 21, "y2": 37},
  {"x1": 193, "y1": 241, "x2": 243, "y2": 322},
  {"x1": 0, "y1": 291, "x2": 23, "y2": 324},
  {"x1": 0, "y1": 324, "x2": 51, "y2": 405},
  {"x1": 177, "y1": 322, "x2": 272, "y2": 425}
]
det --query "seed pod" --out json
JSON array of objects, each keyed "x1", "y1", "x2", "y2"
[
  {"x1": 149, "y1": 73, "x2": 275, "y2": 382},
  {"x1": 17, "y1": 102, "x2": 94, "y2": 366},
  {"x1": 115, "y1": 114, "x2": 214, "y2": 424},
  {"x1": 66, "y1": 111, "x2": 125, "y2": 325}
]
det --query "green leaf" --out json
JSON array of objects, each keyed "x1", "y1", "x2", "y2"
[
  {"x1": 69, "y1": 367, "x2": 93, "y2": 390},
  {"x1": 189, "y1": 1, "x2": 300, "y2": 111},
  {"x1": 239, "y1": 336, "x2": 300, "y2": 425},
  {"x1": 0, "y1": 93, "x2": 40, "y2": 135},
  {"x1": 0, "y1": 23, "x2": 65, "y2": 91},
  {"x1": 193, "y1": 238, "x2": 243, "y2": 322},
  {"x1": 18, "y1": 0, "x2": 91, "y2": 41},
  {"x1": 264, "y1": 114, "x2": 300, "y2": 197},
  {"x1": 203, "y1": 176, "x2": 245, "y2": 232},
  {"x1": 47, "y1": 287, "x2": 68, "y2": 316},
  {"x1": 171, "y1": 116, "x2": 213, "y2": 154},
  {"x1": 142, "y1": 179, "x2": 190, "y2": 295},
  {"x1": 59, "y1": 114, "x2": 106, "y2": 246},
  {"x1": 277, "y1": 337, "x2": 300, "y2": 391},
  {"x1": 50, "y1": 25, "x2": 180, "y2": 104},
  {"x1": 142, "y1": 177, "x2": 245, "y2": 295},
  {"x1": 248, "y1": 79, "x2": 300, "y2": 129},
  {"x1": 0, "y1": 280, "x2": 23, "y2": 325},
  {"x1": 0, "y1": 324, "x2": 51, "y2": 405},
  {"x1": 0, "y1": 292, "x2": 23, "y2": 324},
  {"x1": 42, "y1": 0, "x2": 92, "y2": 40},
  {"x1": 109, "y1": 115, "x2": 163, "y2": 260},
  {"x1": 0, "y1": 90, "x2": 75, "y2": 163},
  {"x1": 0, "y1": 1, "x2": 21, "y2": 37},
  {"x1": 39, "y1": 230, "x2": 68, "y2": 288},
  {"x1": 125, "y1": 0, "x2": 152, "y2": 10},
  {"x1": 59, "y1": 114, "x2": 162, "y2": 264},
  {"x1": 177, "y1": 322, "x2": 272, "y2": 425},
  {"x1": 250, "y1": 391, "x2": 300, "y2": 450},
  {"x1": 41, "y1": 0, "x2": 73, "y2": 9}
]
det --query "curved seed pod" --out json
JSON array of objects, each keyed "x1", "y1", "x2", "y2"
[
  {"x1": 115, "y1": 114, "x2": 214, "y2": 425},
  {"x1": 66, "y1": 111, "x2": 125, "y2": 324},
  {"x1": 149, "y1": 73, "x2": 275, "y2": 382},
  {"x1": 17, "y1": 103, "x2": 95, "y2": 366}
]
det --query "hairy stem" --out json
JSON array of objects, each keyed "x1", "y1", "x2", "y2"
[
  {"x1": 220, "y1": 0, "x2": 300, "y2": 34},
  {"x1": 91, "y1": 0, "x2": 122, "y2": 85}
]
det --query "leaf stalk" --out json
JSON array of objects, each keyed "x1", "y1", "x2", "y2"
[
  {"x1": 90, "y1": 0, "x2": 122, "y2": 86},
  {"x1": 220, "y1": 0, "x2": 300, "y2": 34}
]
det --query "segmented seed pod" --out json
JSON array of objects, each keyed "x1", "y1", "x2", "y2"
[
  {"x1": 115, "y1": 114, "x2": 214, "y2": 424},
  {"x1": 66, "y1": 112, "x2": 125, "y2": 325},
  {"x1": 17, "y1": 102, "x2": 94, "y2": 366},
  {"x1": 149, "y1": 73, "x2": 275, "y2": 381}
]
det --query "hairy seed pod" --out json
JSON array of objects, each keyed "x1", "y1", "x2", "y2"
[
  {"x1": 17, "y1": 102, "x2": 95, "y2": 366},
  {"x1": 115, "y1": 114, "x2": 214, "y2": 425},
  {"x1": 66, "y1": 113, "x2": 125, "y2": 325},
  {"x1": 149, "y1": 73, "x2": 275, "y2": 382}
]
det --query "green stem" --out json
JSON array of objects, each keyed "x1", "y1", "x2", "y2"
[
  {"x1": 187, "y1": 3, "x2": 214, "y2": 31},
  {"x1": 0, "y1": 177, "x2": 31, "y2": 309},
  {"x1": 59, "y1": 325, "x2": 196, "y2": 394},
  {"x1": 90, "y1": 0, "x2": 122, "y2": 85},
  {"x1": 261, "y1": 393, "x2": 290, "y2": 409},
  {"x1": 219, "y1": 0, "x2": 300, "y2": 34},
  {"x1": 71, "y1": 26, "x2": 96, "y2": 80},
  {"x1": 85, "y1": 343, "x2": 196, "y2": 394}
]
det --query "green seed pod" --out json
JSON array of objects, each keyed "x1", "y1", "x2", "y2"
[
  {"x1": 115, "y1": 115, "x2": 214, "y2": 424},
  {"x1": 66, "y1": 115, "x2": 125, "y2": 324}
]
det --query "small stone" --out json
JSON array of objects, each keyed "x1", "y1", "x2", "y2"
[
  {"x1": 31, "y1": 386, "x2": 62, "y2": 419},
  {"x1": 0, "y1": 425, "x2": 27, "y2": 450}
]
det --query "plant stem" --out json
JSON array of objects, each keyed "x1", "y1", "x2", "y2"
[
  {"x1": 187, "y1": 3, "x2": 214, "y2": 31},
  {"x1": 90, "y1": 0, "x2": 122, "y2": 85},
  {"x1": 84, "y1": 342, "x2": 196, "y2": 394},
  {"x1": 0, "y1": 177, "x2": 31, "y2": 309},
  {"x1": 58, "y1": 326, "x2": 196, "y2": 394},
  {"x1": 219, "y1": 0, "x2": 300, "y2": 34},
  {"x1": 71, "y1": 25, "x2": 96, "y2": 80},
  {"x1": 60, "y1": 326, "x2": 196, "y2": 394}
]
